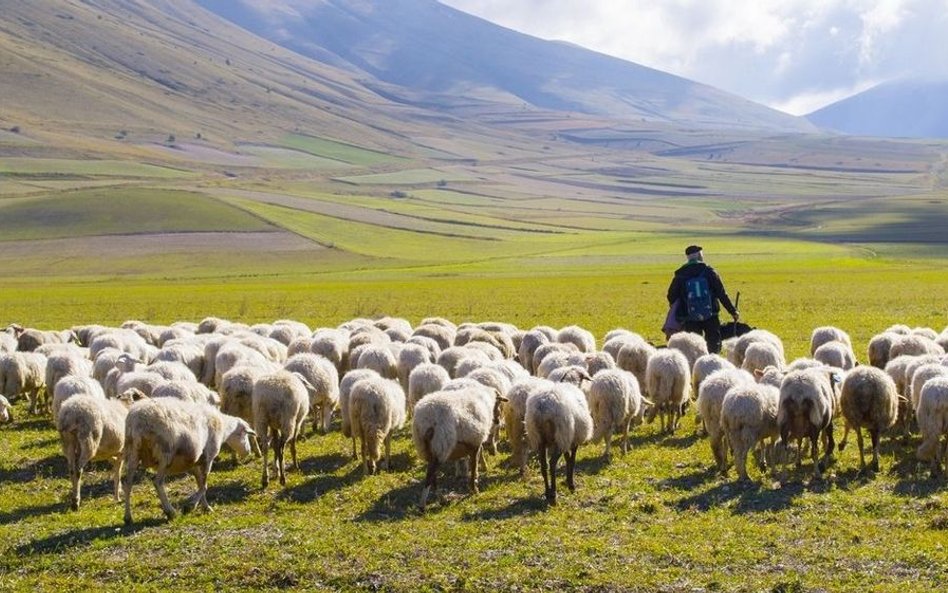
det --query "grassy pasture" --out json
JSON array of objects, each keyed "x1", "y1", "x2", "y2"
[
  {"x1": 0, "y1": 158, "x2": 193, "y2": 179},
  {"x1": 281, "y1": 134, "x2": 404, "y2": 166}
]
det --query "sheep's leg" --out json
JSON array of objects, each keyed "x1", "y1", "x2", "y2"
[
  {"x1": 538, "y1": 444, "x2": 551, "y2": 502},
  {"x1": 565, "y1": 445, "x2": 578, "y2": 492},
  {"x1": 260, "y1": 427, "x2": 271, "y2": 489},
  {"x1": 152, "y1": 465, "x2": 176, "y2": 520},
  {"x1": 275, "y1": 433, "x2": 287, "y2": 486},
  {"x1": 384, "y1": 433, "x2": 393, "y2": 472},
  {"x1": 419, "y1": 459, "x2": 438, "y2": 511},
  {"x1": 712, "y1": 433, "x2": 726, "y2": 474},
  {"x1": 322, "y1": 402, "x2": 333, "y2": 433},
  {"x1": 810, "y1": 430, "x2": 822, "y2": 480},
  {"x1": 622, "y1": 418, "x2": 632, "y2": 455},
  {"x1": 123, "y1": 447, "x2": 140, "y2": 525},
  {"x1": 821, "y1": 423, "x2": 836, "y2": 472},
  {"x1": 548, "y1": 446, "x2": 561, "y2": 504},
  {"x1": 855, "y1": 427, "x2": 866, "y2": 474},
  {"x1": 69, "y1": 454, "x2": 82, "y2": 511},
  {"x1": 838, "y1": 421, "x2": 850, "y2": 452},
  {"x1": 603, "y1": 426, "x2": 612, "y2": 461},
  {"x1": 478, "y1": 447, "x2": 489, "y2": 472},
  {"x1": 350, "y1": 435, "x2": 357, "y2": 460},
  {"x1": 469, "y1": 446, "x2": 480, "y2": 494},
  {"x1": 112, "y1": 457, "x2": 124, "y2": 502},
  {"x1": 795, "y1": 438, "x2": 803, "y2": 468},
  {"x1": 869, "y1": 429, "x2": 881, "y2": 473},
  {"x1": 289, "y1": 435, "x2": 299, "y2": 471}
]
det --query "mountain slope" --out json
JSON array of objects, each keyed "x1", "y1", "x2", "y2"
[
  {"x1": 808, "y1": 79, "x2": 948, "y2": 138},
  {"x1": 196, "y1": 0, "x2": 814, "y2": 133}
]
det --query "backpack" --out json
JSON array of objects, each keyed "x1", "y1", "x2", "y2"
[{"x1": 684, "y1": 271, "x2": 714, "y2": 322}]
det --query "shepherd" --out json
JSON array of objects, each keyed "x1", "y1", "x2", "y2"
[{"x1": 665, "y1": 245, "x2": 739, "y2": 354}]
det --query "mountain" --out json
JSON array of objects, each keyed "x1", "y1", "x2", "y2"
[
  {"x1": 196, "y1": 0, "x2": 814, "y2": 133},
  {"x1": 808, "y1": 79, "x2": 948, "y2": 138}
]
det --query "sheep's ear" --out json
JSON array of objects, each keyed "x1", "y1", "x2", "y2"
[
  {"x1": 581, "y1": 370, "x2": 593, "y2": 381},
  {"x1": 897, "y1": 394, "x2": 909, "y2": 404},
  {"x1": 496, "y1": 395, "x2": 509, "y2": 403},
  {"x1": 641, "y1": 397, "x2": 655, "y2": 408}
]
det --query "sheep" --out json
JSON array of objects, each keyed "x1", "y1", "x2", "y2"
[
  {"x1": 0, "y1": 352, "x2": 47, "y2": 414},
  {"x1": 348, "y1": 326, "x2": 390, "y2": 354},
  {"x1": 438, "y1": 346, "x2": 490, "y2": 379},
  {"x1": 813, "y1": 341, "x2": 856, "y2": 370},
  {"x1": 729, "y1": 330, "x2": 785, "y2": 367},
  {"x1": 890, "y1": 335, "x2": 944, "y2": 359},
  {"x1": 397, "y1": 343, "x2": 434, "y2": 392},
  {"x1": 838, "y1": 366, "x2": 899, "y2": 474},
  {"x1": 518, "y1": 330, "x2": 550, "y2": 374},
  {"x1": 584, "y1": 351, "x2": 616, "y2": 376},
  {"x1": 114, "y1": 371, "x2": 165, "y2": 399},
  {"x1": 810, "y1": 326, "x2": 852, "y2": 356},
  {"x1": 455, "y1": 327, "x2": 514, "y2": 359},
  {"x1": 339, "y1": 369, "x2": 379, "y2": 458},
  {"x1": 152, "y1": 380, "x2": 220, "y2": 406},
  {"x1": 525, "y1": 381, "x2": 593, "y2": 504},
  {"x1": 154, "y1": 342, "x2": 205, "y2": 382},
  {"x1": 720, "y1": 383, "x2": 781, "y2": 481},
  {"x1": 916, "y1": 377, "x2": 948, "y2": 477},
  {"x1": 238, "y1": 335, "x2": 287, "y2": 364},
  {"x1": 490, "y1": 359, "x2": 530, "y2": 384},
  {"x1": 537, "y1": 351, "x2": 587, "y2": 380},
  {"x1": 311, "y1": 329, "x2": 350, "y2": 373},
  {"x1": 349, "y1": 375, "x2": 406, "y2": 474},
  {"x1": 912, "y1": 327, "x2": 939, "y2": 341},
  {"x1": 252, "y1": 371, "x2": 312, "y2": 488},
  {"x1": 406, "y1": 335, "x2": 441, "y2": 362},
  {"x1": 52, "y1": 375, "x2": 105, "y2": 423},
  {"x1": 17, "y1": 328, "x2": 77, "y2": 352},
  {"x1": 777, "y1": 368, "x2": 840, "y2": 480},
  {"x1": 586, "y1": 369, "x2": 649, "y2": 461},
  {"x1": 269, "y1": 320, "x2": 310, "y2": 346},
  {"x1": 741, "y1": 341, "x2": 786, "y2": 376},
  {"x1": 504, "y1": 377, "x2": 548, "y2": 475},
  {"x1": 787, "y1": 357, "x2": 825, "y2": 372},
  {"x1": 667, "y1": 331, "x2": 709, "y2": 369},
  {"x1": 692, "y1": 354, "x2": 735, "y2": 395},
  {"x1": 886, "y1": 354, "x2": 934, "y2": 442},
  {"x1": 355, "y1": 344, "x2": 398, "y2": 379},
  {"x1": 644, "y1": 348, "x2": 691, "y2": 433},
  {"x1": 146, "y1": 360, "x2": 198, "y2": 383},
  {"x1": 408, "y1": 363, "x2": 451, "y2": 411},
  {"x1": 546, "y1": 365, "x2": 591, "y2": 387},
  {"x1": 123, "y1": 397, "x2": 256, "y2": 523},
  {"x1": 413, "y1": 385, "x2": 507, "y2": 510},
  {"x1": 58, "y1": 391, "x2": 145, "y2": 510},
  {"x1": 0, "y1": 331, "x2": 16, "y2": 353},
  {"x1": 697, "y1": 369, "x2": 756, "y2": 473},
  {"x1": 464, "y1": 341, "x2": 504, "y2": 362},
  {"x1": 219, "y1": 365, "x2": 265, "y2": 451},
  {"x1": 867, "y1": 332, "x2": 900, "y2": 369},
  {"x1": 616, "y1": 340, "x2": 656, "y2": 394},
  {"x1": 412, "y1": 324, "x2": 455, "y2": 352},
  {"x1": 284, "y1": 353, "x2": 340, "y2": 433},
  {"x1": 88, "y1": 330, "x2": 151, "y2": 362},
  {"x1": 45, "y1": 352, "x2": 93, "y2": 401},
  {"x1": 910, "y1": 363, "x2": 948, "y2": 413},
  {"x1": 756, "y1": 366, "x2": 787, "y2": 388},
  {"x1": 532, "y1": 342, "x2": 579, "y2": 375},
  {"x1": 557, "y1": 325, "x2": 596, "y2": 353},
  {"x1": 0, "y1": 394, "x2": 13, "y2": 424},
  {"x1": 92, "y1": 347, "x2": 124, "y2": 385},
  {"x1": 215, "y1": 342, "x2": 272, "y2": 386}
]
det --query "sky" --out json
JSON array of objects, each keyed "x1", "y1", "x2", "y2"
[{"x1": 440, "y1": 0, "x2": 948, "y2": 115}]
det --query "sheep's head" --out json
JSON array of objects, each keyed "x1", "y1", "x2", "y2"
[
  {"x1": 118, "y1": 388, "x2": 149, "y2": 406},
  {"x1": 225, "y1": 417, "x2": 256, "y2": 460},
  {"x1": 115, "y1": 353, "x2": 142, "y2": 372},
  {"x1": 3, "y1": 324, "x2": 24, "y2": 337},
  {"x1": 486, "y1": 388, "x2": 508, "y2": 456}
]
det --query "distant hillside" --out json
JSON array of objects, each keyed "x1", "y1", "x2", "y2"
[
  {"x1": 808, "y1": 79, "x2": 948, "y2": 138},
  {"x1": 197, "y1": 0, "x2": 814, "y2": 133}
]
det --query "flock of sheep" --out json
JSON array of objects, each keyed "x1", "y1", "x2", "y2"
[{"x1": 1, "y1": 316, "x2": 948, "y2": 523}]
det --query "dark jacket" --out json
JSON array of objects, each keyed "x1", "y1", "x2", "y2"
[{"x1": 666, "y1": 262, "x2": 737, "y2": 320}]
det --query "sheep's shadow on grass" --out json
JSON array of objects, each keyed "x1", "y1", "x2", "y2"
[
  {"x1": 0, "y1": 501, "x2": 66, "y2": 526},
  {"x1": 673, "y1": 477, "x2": 808, "y2": 514},
  {"x1": 19, "y1": 436, "x2": 60, "y2": 450},
  {"x1": 629, "y1": 430, "x2": 700, "y2": 450},
  {"x1": 13, "y1": 518, "x2": 163, "y2": 557},
  {"x1": 297, "y1": 451, "x2": 350, "y2": 476},
  {"x1": 277, "y1": 465, "x2": 364, "y2": 504},
  {"x1": 11, "y1": 418, "x2": 52, "y2": 431},
  {"x1": 354, "y1": 481, "x2": 423, "y2": 523},
  {"x1": 207, "y1": 479, "x2": 254, "y2": 506},
  {"x1": 460, "y1": 495, "x2": 546, "y2": 521},
  {"x1": 658, "y1": 465, "x2": 720, "y2": 492},
  {"x1": 574, "y1": 453, "x2": 610, "y2": 476},
  {"x1": 0, "y1": 454, "x2": 66, "y2": 484}
]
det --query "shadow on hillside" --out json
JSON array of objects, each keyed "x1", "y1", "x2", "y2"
[
  {"x1": 461, "y1": 495, "x2": 546, "y2": 521},
  {"x1": 13, "y1": 518, "x2": 163, "y2": 557},
  {"x1": 0, "y1": 455, "x2": 66, "y2": 484}
]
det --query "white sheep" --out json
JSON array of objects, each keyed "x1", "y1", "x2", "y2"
[
  {"x1": 438, "y1": 346, "x2": 492, "y2": 378},
  {"x1": 412, "y1": 323, "x2": 455, "y2": 352},
  {"x1": 616, "y1": 340, "x2": 656, "y2": 394},
  {"x1": 339, "y1": 369, "x2": 379, "y2": 458},
  {"x1": 504, "y1": 377, "x2": 548, "y2": 476},
  {"x1": 284, "y1": 353, "x2": 340, "y2": 433},
  {"x1": 556, "y1": 325, "x2": 596, "y2": 353},
  {"x1": 602, "y1": 331, "x2": 646, "y2": 362},
  {"x1": 17, "y1": 328, "x2": 77, "y2": 352},
  {"x1": 412, "y1": 385, "x2": 507, "y2": 510},
  {"x1": 697, "y1": 368, "x2": 756, "y2": 473},
  {"x1": 813, "y1": 340, "x2": 856, "y2": 370},
  {"x1": 252, "y1": 370, "x2": 312, "y2": 488},
  {"x1": 667, "y1": 331, "x2": 709, "y2": 369},
  {"x1": 910, "y1": 363, "x2": 948, "y2": 413},
  {"x1": 349, "y1": 375, "x2": 406, "y2": 474},
  {"x1": 810, "y1": 326, "x2": 852, "y2": 356},
  {"x1": 531, "y1": 342, "x2": 578, "y2": 375},
  {"x1": 218, "y1": 365, "x2": 265, "y2": 457},
  {"x1": 408, "y1": 363, "x2": 451, "y2": 411},
  {"x1": 692, "y1": 354, "x2": 735, "y2": 395},
  {"x1": 0, "y1": 394, "x2": 13, "y2": 424},
  {"x1": 355, "y1": 344, "x2": 398, "y2": 379},
  {"x1": 0, "y1": 352, "x2": 47, "y2": 414},
  {"x1": 741, "y1": 341, "x2": 786, "y2": 376},
  {"x1": 644, "y1": 348, "x2": 691, "y2": 433},
  {"x1": 889, "y1": 334, "x2": 944, "y2": 359},
  {"x1": 584, "y1": 351, "x2": 616, "y2": 376},
  {"x1": 152, "y1": 380, "x2": 220, "y2": 406},
  {"x1": 518, "y1": 330, "x2": 550, "y2": 375},
  {"x1": 587, "y1": 369, "x2": 649, "y2": 461},
  {"x1": 720, "y1": 383, "x2": 781, "y2": 481},
  {"x1": 867, "y1": 332, "x2": 900, "y2": 369},
  {"x1": 52, "y1": 375, "x2": 105, "y2": 424},
  {"x1": 777, "y1": 368, "x2": 840, "y2": 480},
  {"x1": 729, "y1": 330, "x2": 785, "y2": 367},
  {"x1": 525, "y1": 381, "x2": 593, "y2": 504},
  {"x1": 838, "y1": 366, "x2": 899, "y2": 474},
  {"x1": 123, "y1": 397, "x2": 255, "y2": 523},
  {"x1": 58, "y1": 391, "x2": 143, "y2": 510},
  {"x1": 916, "y1": 377, "x2": 948, "y2": 477},
  {"x1": 45, "y1": 352, "x2": 94, "y2": 405},
  {"x1": 154, "y1": 342, "x2": 206, "y2": 382},
  {"x1": 397, "y1": 343, "x2": 434, "y2": 392},
  {"x1": 311, "y1": 329, "x2": 350, "y2": 373}
]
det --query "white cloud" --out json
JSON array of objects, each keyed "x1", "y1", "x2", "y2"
[{"x1": 440, "y1": 0, "x2": 948, "y2": 113}]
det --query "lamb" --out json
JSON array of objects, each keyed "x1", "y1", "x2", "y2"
[
  {"x1": 525, "y1": 381, "x2": 593, "y2": 504},
  {"x1": 413, "y1": 385, "x2": 507, "y2": 510},
  {"x1": 720, "y1": 383, "x2": 781, "y2": 481},
  {"x1": 58, "y1": 390, "x2": 145, "y2": 510},
  {"x1": 252, "y1": 370, "x2": 312, "y2": 488},
  {"x1": 0, "y1": 394, "x2": 11, "y2": 424},
  {"x1": 349, "y1": 375, "x2": 406, "y2": 474},
  {"x1": 741, "y1": 341, "x2": 786, "y2": 376},
  {"x1": 697, "y1": 368, "x2": 756, "y2": 473},
  {"x1": 810, "y1": 326, "x2": 852, "y2": 356},
  {"x1": 916, "y1": 377, "x2": 948, "y2": 476},
  {"x1": 123, "y1": 397, "x2": 255, "y2": 523},
  {"x1": 838, "y1": 366, "x2": 899, "y2": 474},
  {"x1": 0, "y1": 352, "x2": 47, "y2": 414},
  {"x1": 504, "y1": 377, "x2": 548, "y2": 476},
  {"x1": 52, "y1": 375, "x2": 105, "y2": 423},
  {"x1": 644, "y1": 348, "x2": 691, "y2": 433},
  {"x1": 667, "y1": 331, "x2": 709, "y2": 369},
  {"x1": 339, "y1": 369, "x2": 379, "y2": 458},
  {"x1": 586, "y1": 369, "x2": 650, "y2": 460},
  {"x1": 813, "y1": 341, "x2": 856, "y2": 370},
  {"x1": 777, "y1": 368, "x2": 840, "y2": 480},
  {"x1": 408, "y1": 363, "x2": 451, "y2": 410},
  {"x1": 355, "y1": 344, "x2": 398, "y2": 379},
  {"x1": 284, "y1": 353, "x2": 340, "y2": 433},
  {"x1": 557, "y1": 325, "x2": 596, "y2": 353},
  {"x1": 616, "y1": 341, "x2": 656, "y2": 394}
]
